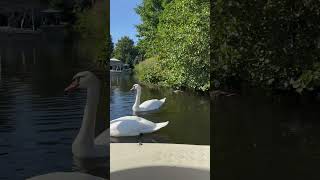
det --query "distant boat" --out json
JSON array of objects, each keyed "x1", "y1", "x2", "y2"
[{"x1": 110, "y1": 58, "x2": 131, "y2": 73}]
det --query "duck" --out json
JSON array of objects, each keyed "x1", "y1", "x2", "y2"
[
  {"x1": 110, "y1": 116, "x2": 169, "y2": 137},
  {"x1": 131, "y1": 84, "x2": 166, "y2": 112}
]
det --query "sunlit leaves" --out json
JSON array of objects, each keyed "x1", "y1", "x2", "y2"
[
  {"x1": 113, "y1": 36, "x2": 138, "y2": 66},
  {"x1": 212, "y1": 0, "x2": 320, "y2": 93},
  {"x1": 135, "y1": 0, "x2": 210, "y2": 91}
]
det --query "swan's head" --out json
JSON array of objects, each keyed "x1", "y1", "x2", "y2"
[
  {"x1": 130, "y1": 84, "x2": 141, "y2": 91},
  {"x1": 64, "y1": 71, "x2": 100, "y2": 93}
]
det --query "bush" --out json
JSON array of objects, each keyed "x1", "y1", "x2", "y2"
[
  {"x1": 74, "y1": 0, "x2": 108, "y2": 64},
  {"x1": 212, "y1": 0, "x2": 320, "y2": 93},
  {"x1": 134, "y1": 57, "x2": 165, "y2": 85},
  {"x1": 135, "y1": 0, "x2": 210, "y2": 91}
]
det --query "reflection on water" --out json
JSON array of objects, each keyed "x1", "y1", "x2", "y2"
[
  {"x1": 214, "y1": 92, "x2": 320, "y2": 179},
  {"x1": 0, "y1": 35, "x2": 107, "y2": 179},
  {"x1": 110, "y1": 73, "x2": 210, "y2": 145}
]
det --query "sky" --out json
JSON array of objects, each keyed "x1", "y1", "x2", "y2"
[{"x1": 111, "y1": 0, "x2": 142, "y2": 45}]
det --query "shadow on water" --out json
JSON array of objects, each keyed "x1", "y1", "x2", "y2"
[
  {"x1": 0, "y1": 34, "x2": 108, "y2": 179},
  {"x1": 213, "y1": 91, "x2": 320, "y2": 179},
  {"x1": 110, "y1": 73, "x2": 210, "y2": 145}
]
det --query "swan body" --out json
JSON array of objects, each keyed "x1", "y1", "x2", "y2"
[
  {"x1": 27, "y1": 72, "x2": 109, "y2": 179},
  {"x1": 27, "y1": 172, "x2": 105, "y2": 180},
  {"x1": 110, "y1": 116, "x2": 169, "y2": 137},
  {"x1": 64, "y1": 71, "x2": 109, "y2": 158},
  {"x1": 131, "y1": 84, "x2": 166, "y2": 112}
]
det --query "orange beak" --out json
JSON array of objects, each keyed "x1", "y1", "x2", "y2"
[{"x1": 64, "y1": 80, "x2": 79, "y2": 93}]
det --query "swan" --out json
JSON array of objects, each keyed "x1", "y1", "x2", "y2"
[
  {"x1": 64, "y1": 71, "x2": 109, "y2": 158},
  {"x1": 110, "y1": 116, "x2": 169, "y2": 137},
  {"x1": 27, "y1": 71, "x2": 109, "y2": 180},
  {"x1": 131, "y1": 84, "x2": 166, "y2": 112}
]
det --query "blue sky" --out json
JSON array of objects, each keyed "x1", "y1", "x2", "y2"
[{"x1": 111, "y1": 0, "x2": 142, "y2": 44}]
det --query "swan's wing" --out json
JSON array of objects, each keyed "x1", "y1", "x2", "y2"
[
  {"x1": 110, "y1": 116, "x2": 137, "y2": 124},
  {"x1": 94, "y1": 128, "x2": 109, "y2": 145},
  {"x1": 110, "y1": 116, "x2": 166, "y2": 136},
  {"x1": 140, "y1": 120, "x2": 169, "y2": 133},
  {"x1": 153, "y1": 121, "x2": 169, "y2": 131},
  {"x1": 110, "y1": 118, "x2": 147, "y2": 137},
  {"x1": 27, "y1": 172, "x2": 105, "y2": 180},
  {"x1": 139, "y1": 99, "x2": 165, "y2": 111}
]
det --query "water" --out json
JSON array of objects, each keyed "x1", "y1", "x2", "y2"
[
  {"x1": 0, "y1": 35, "x2": 108, "y2": 179},
  {"x1": 214, "y1": 92, "x2": 320, "y2": 179},
  {"x1": 110, "y1": 73, "x2": 210, "y2": 145}
]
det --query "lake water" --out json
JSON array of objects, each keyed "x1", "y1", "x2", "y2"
[
  {"x1": 214, "y1": 92, "x2": 320, "y2": 179},
  {"x1": 110, "y1": 73, "x2": 210, "y2": 145},
  {"x1": 0, "y1": 34, "x2": 108, "y2": 179}
]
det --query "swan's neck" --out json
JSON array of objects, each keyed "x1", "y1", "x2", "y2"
[
  {"x1": 133, "y1": 88, "x2": 141, "y2": 110},
  {"x1": 73, "y1": 84, "x2": 100, "y2": 148}
]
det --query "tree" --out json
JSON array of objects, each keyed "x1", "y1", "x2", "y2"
[
  {"x1": 212, "y1": 0, "x2": 320, "y2": 93},
  {"x1": 135, "y1": 0, "x2": 172, "y2": 57},
  {"x1": 135, "y1": 0, "x2": 210, "y2": 91},
  {"x1": 157, "y1": 0, "x2": 210, "y2": 90},
  {"x1": 74, "y1": 0, "x2": 109, "y2": 64},
  {"x1": 108, "y1": 34, "x2": 114, "y2": 60},
  {"x1": 113, "y1": 36, "x2": 138, "y2": 66}
]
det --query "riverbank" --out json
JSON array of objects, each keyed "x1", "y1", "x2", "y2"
[
  {"x1": 131, "y1": 70, "x2": 210, "y2": 97},
  {"x1": 211, "y1": 83, "x2": 320, "y2": 106},
  {"x1": 110, "y1": 73, "x2": 210, "y2": 145},
  {"x1": 110, "y1": 143, "x2": 210, "y2": 180}
]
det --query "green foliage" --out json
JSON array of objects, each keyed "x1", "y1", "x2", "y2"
[
  {"x1": 135, "y1": 0, "x2": 172, "y2": 57},
  {"x1": 135, "y1": 0, "x2": 210, "y2": 91},
  {"x1": 74, "y1": 0, "x2": 109, "y2": 64},
  {"x1": 49, "y1": 0, "x2": 65, "y2": 9},
  {"x1": 291, "y1": 63, "x2": 320, "y2": 93},
  {"x1": 157, "y1": 0, "x2": 210, "y2": 90},
  {"x1": 134, "y1": 57, "x2": 165, "y2": 84},
  {"x1": 74, "y1": 0, "x2": 107, "y2": 39},
  {"x1": 97, "y1": 34, "x2": 113, "y2": 64},
  {"x1": 113, "y1": 36, "x2": 138, "y2": 66},
  {"x1": 108, "y1": 34, "x2": 114, "y2": 60},
  {"x1": 212, "y1": 0, "x2": 320, "y2": 93}
]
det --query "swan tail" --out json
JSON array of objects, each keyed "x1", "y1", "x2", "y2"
[
  {"x1": 153, "y1": 121, "x2": 169, "y2": 131},
  {"x1": 160, "y1": 97, "x2": 166, "y2": 103}
]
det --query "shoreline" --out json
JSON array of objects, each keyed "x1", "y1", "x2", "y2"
[{"x1": 127, "y1": 73, "x2": 211, "y2": 97}]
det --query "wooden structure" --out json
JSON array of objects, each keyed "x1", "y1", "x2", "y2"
[
  {"x1": 110, "y1": 58, "x2": 131, "y2": 73},
  {"x1": 0, "y1": 1, "x2": 70, "y2": 32},
  {"x1": 0, "y1": 1, "x2": 47, "y2": 31}
]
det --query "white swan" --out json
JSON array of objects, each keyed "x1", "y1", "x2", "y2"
[
  {"x1": 110, "y1": 116, "x2": 169, "y2": 137},
  {"x1": 64, "y1": 71, "x2": 109, "y2": 158},
  {"x1": 27, "y1": 71, "x2": 109, "y2": 180},
  {"x1": 131, "y1": 84, "x2": 166, "y2": 112}
]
